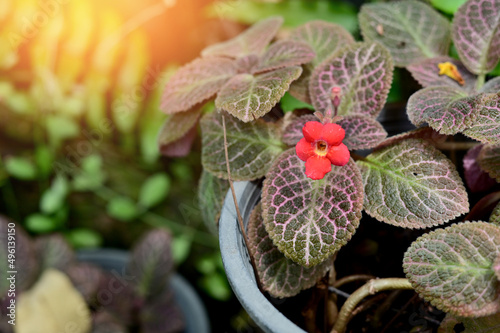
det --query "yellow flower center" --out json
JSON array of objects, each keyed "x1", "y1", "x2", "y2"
[
  {"x1": 315, "y1": 140, "x2": 328, "y2": 156},
  {"x1": 438, "y1": 62, "x2": 465, "y2": 85}
]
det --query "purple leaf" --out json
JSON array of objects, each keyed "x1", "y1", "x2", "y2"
[
  {"x1": 452, "y1": 0, "x2": 500, "y2": 75},
  {"x1": 247, "y1": 203, "x2": 333, "y2": 298},
  {"x1": 161, "y1": 57, "x2": 237, "y2": 114},
  {"x1": 282, "y1": 114, "x2": 317, "y2": 146},
  {"x1": 160, "y1": 124, "x2": 197, "y2": 158},
  {"x1": 201, "y1": 16, "x2": 283, "y2": 58},
  {"x1": 359, "y1": 1, "x2": 451, "y2": 67},
  {"x1": 34, "y1": 234, "x2": 75, "y2": 271},
  {"x1": 139, "y1": 288, "x2": 185, "y2": 333},
  {"x1": 481, "y1": 76, "x2": 500, "y2": 93},
  {"x1": 406, "y1": 86, "x2": 474, "y2": 134},
  {"x1": 236, "y1": 54, "x2": 260, "y2": 73},
  {"x1": 97, "y1": 272, "x2": 138, "y2": 326},
  {"x1": 128, "y1": 229, "x2": 174, "y2": 300},
  {"x1": 288, "y1": 21, "x2": 355, "y2": 103},
  {"x1": 374, "y1": 127, "x2": 447, "y2": 151},
  {"x1": 200, "y1": 111, "x2": 284, "y2": 181},
  {"x1": 158, "y1": 106, "x2": 202, "y2": 157},
  {"x1": 0, "y1": 218, "x2": 38, "y2": 294},
  {"x1": 338, "y1": 115, "x2": 387, "y2": 150},
  {"x1": 463, "y1": 92, "x2": 500, "y2": 144},
  {"x1": 262, "y1": 149, "x2": 364, "y2": 267},
  {"x1": 478, "y1": 143, "x2": 500, "y2": 181},
  {"x1": 66, "y1": 262, "x2": 104, "y2": 303},
  {"x1": 253, "y1": 40, "x2": 315, "y2": 74},
  {"x1": 463, "y1": 144, "x2": 497, "y2": 192},
  {"x1": 404, "y1": 221, "x2": 500, "y2": 317},
  {"x1": 357, "y1": 139, "x2": 469, "y2": 228},
  {"x1": 215, "y1": 66, "x2": 302, "y2": 122},
  {"x1": 309, "y1": 42, "x2": 393, "y2": 118},
  {"x1": 407, "y1": 56, "x2": 477, "y2": 92},
  {"x1": 91, "y1": 311, "x2": 127, "y2": 333}
]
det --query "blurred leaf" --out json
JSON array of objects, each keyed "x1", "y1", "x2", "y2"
[
  {"x1": 45, "y1": 115, "x2": 80, "y2": 148},
  {"x1": 5, "y1": 156, "x2": 37, "y2": 180},
  {"x1": 35, "y1": 146, "x2": 53, "y2": 178},
  {"x1": 40, "y1": 176, "x2": 69, "y2": 215},
  {"x1": 34, "y1": 234, "x2": 75, "y2": 271},
  {"x1": 196, "y1": 256, "x2": 218, "y2": 275},
  {"x1": 280, "y1": 92, "x2": 314, "y2": 113},
  {"x1": 199, "y1": 273, "x2": 231, "y2": 301},
  {"x1": 198, "y1": 170, "x2": 229, "y2": 234},
  {"x1": 106, "y1": 197, "x2": 139, "y2": 222},
  {"x1": 430, "y1": 0, "x2": 467, "y2": 14},
  {"x1": 91, "y1": 311, "x2": 127, "y2": 333},
  {"x1": 25, "y1": 214, "x2": 58, "y2": 234},
  {"x1": 139, "y1": 289, "x2": 185, "y2": 333},
  {"x1": 138, "y1": 173, "x2": 171, "y2": 209},
  {"x1": 65, "y1": 229, "x2": 102, "y2": 249},
  {"x1": 171, "y1": 234, "x2": 192, "y2": 265},
  {"x1": 72, "y1": 154, "x2": 106, "y2": 191}
]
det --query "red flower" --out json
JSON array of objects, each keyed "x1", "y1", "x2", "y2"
[{"x1": 295, "y1": 121, "x2": 350, "y2": 180}]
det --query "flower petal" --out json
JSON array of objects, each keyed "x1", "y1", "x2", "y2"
[
  {"x1": 305, "y1": 156, "x2": 331, "y2": 180},
  {"x1": 321, "y1": 123, "x2": 345, "y2": 146},
  {"x1": 326, "y1": 143, "x2": 350, "y2": 166},
  {"x1": 296, "y1": 138, "x2": 315, "y2": 161},
  {"x1": 302, "y1": 121, "x2": 323, "y2": 142}
]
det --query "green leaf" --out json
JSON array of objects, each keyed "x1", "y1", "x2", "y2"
[
  {"x1": 5, "y1": 156, "x2": 37, "y2": 180},
  {"x1": 198, "y1": 170, "x2": 229, "y2": 234},
  {"x1": 199, "y1": 273, "x2": 231, "y2": 301},
  {"x1": 201, "y1": 16, "x2": 283, "y2": 58},
  {"x1": 65, "y1": 229, "x2": 102, "y2": 249},
  {"x1": 40, "y1": 176, "x2": 69, "y2": 215},
  {"x1": 452, "y1": 0, "x2": 500, "y2": 75},
  {"x1": 35, "y1": 146, "x2": 53, "y2": 178},
  {"x1": 430, "y1": 0, "x2": 467, "y2": 14},
  {"x1": 25, "y1": 214, "x2": 58, "y2": 233},
  {"x1": 248, "y1": 203, "x2": 333, "y2": 298},
  {"x1": 216, "y1": 66, "x2": 302, "y2": 122},
  {"x1": 404, "y1": 221, "x2": 500, "y2": 317},
  {"x1": 461, "y1": 312, "x2": 500, "y2": 333},
  {"x1": 45, "y1": 115, "x2": 80, "y2": 148},
  {"x1": 72, "y1": 154, "x2": 106, "y2": 191},
  {"x1": 359, "y1": 0, "x2": 451, "y2": 67},
  {"x1": 138, "y1": 173, "x2": 171, "y2": 209},
  {"x1": 463, "y1": 93, "x2": 500, "y2": 144},
  {"x1": 106, "y1": 197, "x2": 139, "y2": 222},
  {"x1": 253, "y1": 40, "x2": 315, "y2": 73},
  {"x1": 262, "y1": 149, "x2": 364, "y2": 267},
  {"x1": 280, "y1": 92, "x2": 314, "y2": 113},
  {"x1": 171, "y1": 234, "x2": 192, "y2": 265},
  {"x1": 201, "y1": 111, "x2": 284, "y2": 181},
  {"x1": 357, "y1": 139, "x2": 469, "y2": 228},
  {"x1": 490, "y1": 201, "x2": 500, "y2": 225}
]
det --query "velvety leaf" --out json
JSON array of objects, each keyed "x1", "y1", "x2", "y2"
[
  {"x1": 253, "y1": 40, "x2": 315, "y2": 73},
  {"x1": 481, "y1": 76, "x2": 500, "y2": 93},
  {"x1": 309, "y1": 42, "x2": 393, "y2": 118},
  {"x1": 198, "y1": 170, "x2": 229, "y2": 234},
  {"x1": 463, "y1": 144, "x2": 497, "y2": 192},
  {"x1": 357, "y1": 139, "x2": 469, "y2": 228},
  {"x1": 452, "y1": 0, "x2": 500, "y2": 75},
  {"x1": 359, "y1": 0, "x2": 451, "y2": 67},
  {"x1": 0, "y1": 218, "x2": 38, "y2": 294},
  {"x1": 491, "y1": 201, "x2": 500, "y2": 224},
  {"x1": 34, "y1": 234, "x2": 75, "y2": 271},
  {"x1": 216, "y1": 66, "x2": 302, "y2": 122},
  {"x1": 160, "y1": 125, "x2": 198, "y2": 157},
  {"x1": 374, "y1": 127, "x2": 447, "y2": 151},
  {"x1": 407, "y1": 56, "x2": 477, "y2": 92},
  {"x1": 403, "y1": 221, "x2": 500, "y2": 317},
  {"x1": 462, "y1": 312, "x2": 500, "y2": 332},
  {"x1": 128, "y1": 229, "x2": 174, "y2": 299},
  {"x1": 140, "y1": 288, "x2": 185, "y2": 333},
  {"x1": 157, "y1": 106, "x2": 202, "y2": 155},
  {"x1": 406, "y1": 86, "x2": 474, "y2": 134},
  {"x1": 495, "y1": 254, "x2": 500, "y2": 281},
  {"x1": 66, "y1": 262, "x2": 104, "y2": 303},
  {"x1": 92, "y1": 311, "x2": 127, "y2": 333},
  {"x1": 138, "y1": 173, "x2": 171, "y2": 209},
  {"x1": 202, "y1": 16, "x2": 283, "y2": 58},
  {"x1": 338, "y1": 115, "x2": 387, "y2": 150},
  {"x1": 288, "y1": 21, "x2": 355, "y2": 103},
  {"x1": 282, "y1": 114, "x2": 317, "y2": 146},
  {"x1": 463, "y1": 92, "x2": 500, "y2": 144},
  {"x1": 248, "y1": 203, "x2": 333, "y2": 298},
  {"x1": 262, "y1": 149, "x2": 364, "y2": 267},
  {"x1": 160, "y1": 57, "x2": 237, "y2": 114},
  {"x1": 200, "y1": 111, "x2": 284, "y2": 181},
  {"x1": 478, "y1": 143, "x2": 500, "y2": 181},
  {"x1": 438, "y1": 314, "x2": 461, "y2": 333}
]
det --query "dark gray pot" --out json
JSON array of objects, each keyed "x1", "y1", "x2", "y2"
[
  {"x1": 219, "y1": 181, "x2": 306, "y2": 333},
  {"x1": 77, "y1": 249, "x2": 210, "y2": 333}
]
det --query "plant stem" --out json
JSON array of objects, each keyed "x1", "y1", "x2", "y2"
[
  {"x1": 331, "y1": 278, "x2": 413, "y2": 333},
  {"x1": 221, "y1": 114, "x2": 263, "y2": 292},
  {"x1": 476, "y1": 73, "x2": 486, "y2": 91},
  {"x1": 333, "y1": 274, "x2": 376, "y2": 288}
]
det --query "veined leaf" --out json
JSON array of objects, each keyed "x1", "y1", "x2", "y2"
[
  {"x1": 262, "y1": 149, "x2": 364, "y2": 267},
  {"x1": 359, "y1": 0, "x2": 451, "y2": 67},
  {"x1": 462, "y1": 312, "x2": 500, "y2": 333},
  {"x1": 248, "y1": 203, "x2": 333, "y2": 298},
  {"x1": 215, "y1": 66, "x2": 302, "y2": 122},
  {"x1": 157, "y1": 106, "x2": 202, "y2": 157},
  {"x1": 403, "y1": 221, "x2": 500, "y2": 317},
  {"x1": 282, "y1": 114, "x2": 317, "y2": 146},
  {"x1": 491, "y1": 201, "x2": 500, "y2": 224},
  {"x1": 253, "y1": 40, "x2": 315, "y2": 73},
  {"x1": 463, "y1": 92, "x2": 500, "y2": 144},
  {"x1": 452, "y1": 0, "x2": 500, "y2": 75},
  {"x1": 481, "y1": 76, "x2": 500, "y2": 93},
  {"x1": 198, "y1": 170, "x2": 228, "y2": 234},
  {"x1": 309, "y1": 42, "x2": 393, "y2": 118},
  {"x1": 357, "y1": 139, "x2": 469, "y2": 228},
  {"x1": 34, "y1": 234, "x2": 74, "y2": 271},
  {"x1": 160, "y1": 57, "x2": 237, "y2": 114},
  {"x1": 202, "y1": 16, "x2": 283, "y2": 58},
  {"x1": 406, "y1": 86, "x2": 474, "y2": 135},
  {"x1": 289, "y1": 21, "x2": 355, "y2": 103},
  {"x1": 201, "y1": 111, "x2": 284, "y2": 181},
  {"x1": 478, "y1": 143, "x2": 500, "y2": 181},
  {"x1": 338, "y1": 115, "x2": 387, "y2": 150}
]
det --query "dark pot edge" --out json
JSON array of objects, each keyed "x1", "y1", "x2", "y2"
[{"x1": 219, "y1": 181, "x2": 306, "y2": 333}]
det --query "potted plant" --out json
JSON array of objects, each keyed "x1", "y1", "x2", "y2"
[
  {"x1": 160, "y1": 0, "x2": 500, "y2": 331},
  {"x1": 0, "y1": 216, "x2": 209, "y2": 333}
]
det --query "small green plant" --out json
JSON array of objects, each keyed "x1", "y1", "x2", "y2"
[{"x1": 161, "y1": 0, "x2": 500, "y2": 331}]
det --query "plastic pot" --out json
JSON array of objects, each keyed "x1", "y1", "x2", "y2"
[
  {"x1": 219, "y1": 181, "x2": 306, "y2": 333},
  {"x1": 77, "y1": 248, "x2": 210, "y2": 333}
]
